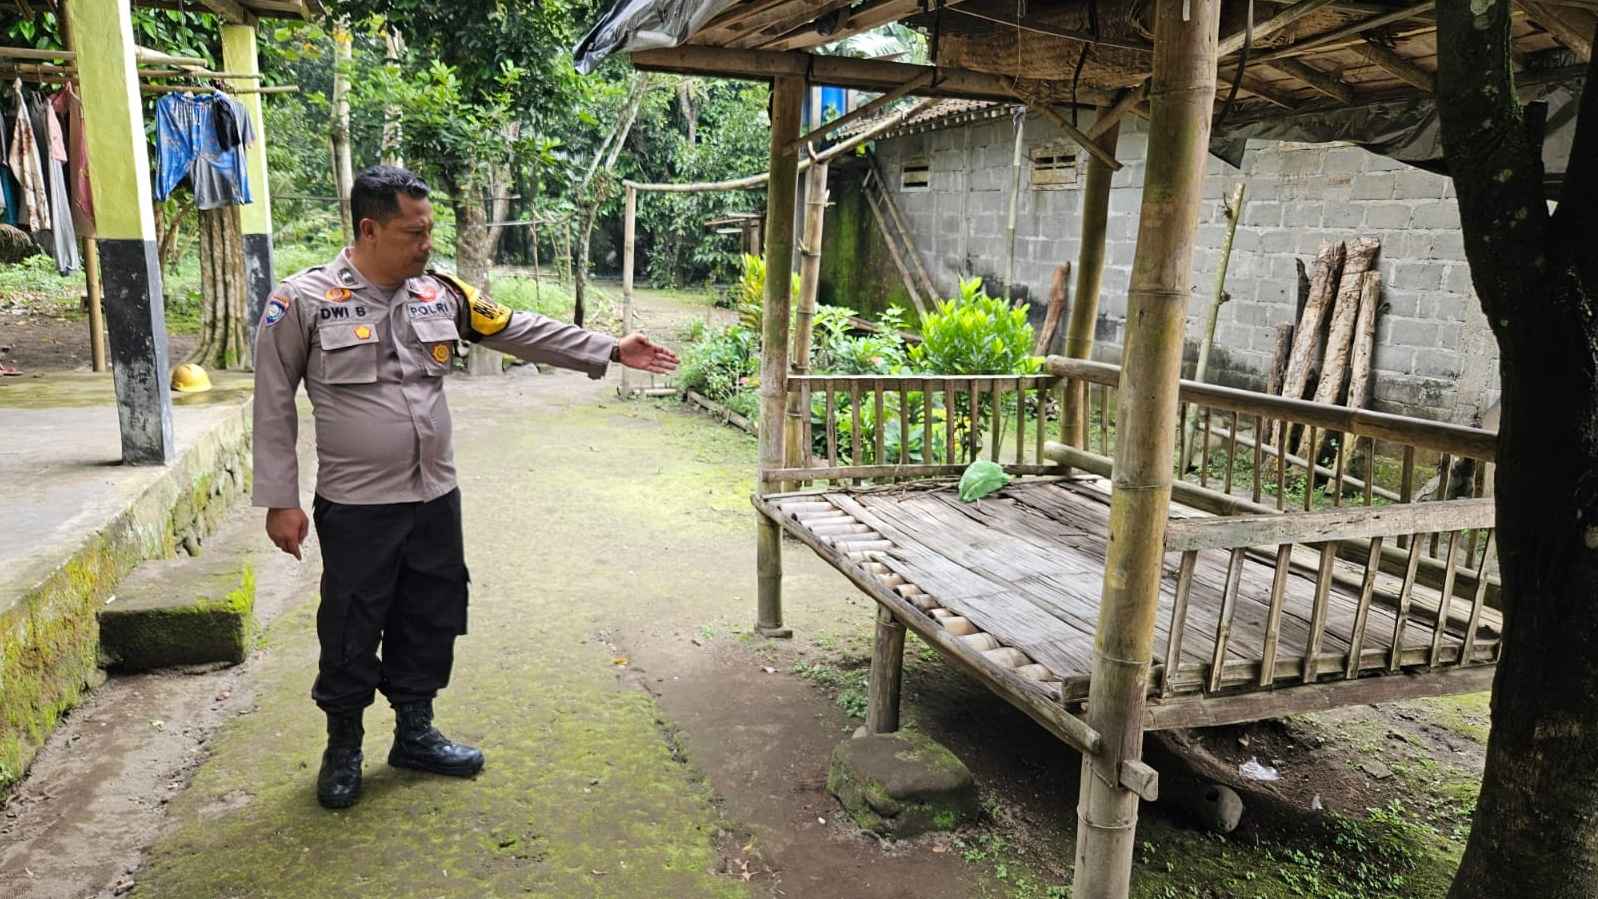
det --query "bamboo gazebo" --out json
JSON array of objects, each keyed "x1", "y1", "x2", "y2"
[{"x1": 571, "y1": 1, "x2": 1577, "y2": 895}]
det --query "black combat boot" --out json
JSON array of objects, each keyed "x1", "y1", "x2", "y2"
[
  {"x1": 317, "y1": 711, "x2": 364, "y2": 809},
  {"x1": 388, "y1": 700, "x2": 485, "y2": 777}
]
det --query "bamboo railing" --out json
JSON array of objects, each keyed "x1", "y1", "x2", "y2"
[{"x1": 1158, "y1": 497, "x2": 1499, "y2": 700}]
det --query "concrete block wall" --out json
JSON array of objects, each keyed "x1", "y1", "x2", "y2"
[{"x1": 875, "y1": 111, "x2": 1500, "y2": 425}]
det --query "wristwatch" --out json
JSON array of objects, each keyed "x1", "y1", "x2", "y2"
[{"x1": 610, "y1": 342, "x2": 621, "y2": 363}]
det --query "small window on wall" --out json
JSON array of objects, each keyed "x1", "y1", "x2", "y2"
[
  {"x1": 1031, "y1": 143, "x2": 1078, "y2": 189},
  {"x1": 901, "y1": 156, "x2": 930, "y2": 191}
]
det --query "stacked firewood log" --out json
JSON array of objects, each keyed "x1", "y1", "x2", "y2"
[{"x1": 1266, "y1": 238, "x2": 1388, "y2": 457}]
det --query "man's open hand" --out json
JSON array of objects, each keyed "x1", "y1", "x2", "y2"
[
  {"x1": 616, "y1": 333, "x2": 680, "y2": 374},
  {"x1": 266, "y1": 507, "x2": 310, "y2": 560}
]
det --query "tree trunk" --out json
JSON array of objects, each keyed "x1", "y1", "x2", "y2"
[
  {"x1": 487, "y1": 122, "x2": 520, "y2": 261},
  {"x1": 1033, "y1": 263, "x2": 1070, "y2": 356},
  {"x1": 1438, "y1": 3, "x2": 1598, "y2": 898},
  {"x1": 381, "y1": 28, "x2": 405, "y2": 166},
  {"x1": 190, "y1": 205, "x2": 250, "y2": 370},
  {"x1": 679, "y1": 79, "x2": 697, "y2": 144},
  {"x1": 331, "y1": 22, "x2": 355, "y2": 243},
  {"x1": 573, "y1": 75, "x2": 651, "y2": 327},
  {"x1": 453, "y1": 178, "x2": 501, "y2": 375},
  {"x1": 574, "y1": 199, "x2": 600, "y2": 329}
]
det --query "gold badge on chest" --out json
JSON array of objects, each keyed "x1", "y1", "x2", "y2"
[{"x1": 432, "y1": 344, "x2": 451, "y2": 364}]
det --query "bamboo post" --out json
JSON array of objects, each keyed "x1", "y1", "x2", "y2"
[
  {"x1": 755, "y1": 75, "x2": 804, "y2": 640},
  {"x1": 786, "y1": 158, "x2": 829, "y2": 482},
  {"x1": 1181, "y1": 182, "x2": 1245, "y2": 471},
  {"x1": 1073, "y1": 2, "x2": 1220, "y2": 897},
  {"x1": 530, "y1": 216, "x2": 542, "y2": 304},
  {"x1": 1061, "y1": 120, "x2": 1122, "y2": 447},
  {"x1": 866, "y1": 606, "x2": 907, "y2": 733},
  {"x1": 1004, "y1": 111, "x2": 1026, "y2": 300},
  {"x1": 83, "y1": 237, "x2": 106, "y2": 371},
  {"x1": 621, "y1": 186, "x2": 636, "y2": 397}
]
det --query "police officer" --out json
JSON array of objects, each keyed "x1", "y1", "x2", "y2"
[{"x1": 253, "y1": 165, "x2": 678, "y2": 809}]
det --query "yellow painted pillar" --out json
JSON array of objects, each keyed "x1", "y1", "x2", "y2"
[
  {"x1": 66, "y1": 0, "x2": 174, "y2": 464},
  {"x1": 222, "y1": 23, "x2": 275, "y2": 332}
]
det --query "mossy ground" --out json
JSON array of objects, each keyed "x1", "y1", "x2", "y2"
[{"x1": 125, "y1": 288, "x2": 1488, "y2": 898}]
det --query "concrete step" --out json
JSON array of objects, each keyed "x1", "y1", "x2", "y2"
[{"x1": 98, "y1": 557, "x2": 256, "y2": 672}]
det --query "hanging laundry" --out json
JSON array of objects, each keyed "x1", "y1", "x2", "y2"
[
  {"x1": 51, "y1": 82, "x2": 93, "y2": 237},
  {"x1": 8, "y1": 79, "x2": 50, "y2": 234},
  {"x1": 30, "y1": 90, "x2": 78, "y2": 274},
  {"x1": 153, "y1": 91, "x2": 252, "y2": 210},
  {"x1": 0, "y1": 92, "x2": 14, "y2": 226}
]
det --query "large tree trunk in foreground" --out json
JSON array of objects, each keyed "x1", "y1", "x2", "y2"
[
  {"x1": 190, "y1": 205, "x2": 250, "y2": 370},
  {"x1": 453, "y1": 177, "x2": 501, "y2": 375},
  {"x1": 1438, "y1": 3, "x2": 1598, "y2": 898}
]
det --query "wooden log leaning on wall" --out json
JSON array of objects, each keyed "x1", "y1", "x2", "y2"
[{"x1": 1073, "y1": 0, "x2": 1221, "y2": 895}]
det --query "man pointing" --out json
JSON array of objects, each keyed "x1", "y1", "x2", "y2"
[{"x1": 252, "y1": 165, "x2": 677, "y2": 809}]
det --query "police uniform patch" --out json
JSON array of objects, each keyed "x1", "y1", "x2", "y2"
[
  {"x1": 469, "y1": 296, "x2": 512, "y2": 336},
  {"x1": 325, "y1": 287, "x2": 353, "y2": 303},
  {"x1": 407, "y1": 300, "x2": 452, "y2": 320},
  {"x1": 415, "y1": 284, "x2": 438, "y2": 301},
  {"x1": 355, "y1": 324, "x2": 373, "y2": 340},
  {"x1": 432, "y1": 344, "x2": 451, "y2": 364},
  {"x1": 263, "y1": 298, "x2": 288, "y2": 326}
]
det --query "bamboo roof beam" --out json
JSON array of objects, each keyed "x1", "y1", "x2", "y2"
[
  {"x1": 1262, "y1": 58, "x2": 1355, "y2": 104},
  {"x1": 784, "y1": 70, "x2": 933, "y2": 154},
  {"x1": 629, "y1": 45, "x2": 1115, "y2": 105},
  {"x1": 761, "y1": 0, "x2": 969, "y2": 52},
  {"x1": 1218, "y1": 0, "x2": 1340, "y2": 57},
  {"x1": 728, "y1": 0, "x2": 856, "y2": 49},
  {"x1": 626, "y1": 96, "x2": 939, "y2": 193},
  {"x1": 1217, "y1": 69, "x2": 1301, "y2": 108},
  {"x1": 197, "y1": 0, "x2": 256, "y2": 26},
  {"x1": 135, "y1": 46, "x2": 209, "y2": 67},
  {"x1": 1356, "y1": 37, "x2": 1435, "y2": 92},
  {"x1": 1251, "y1": 2, "x2": 1432, "y2": 63},
  {"x1": 1032, "y1": 103, "x2": 1125, "y2": 171},
  {"x1": 1088, "y1": 82, "x2": 1149, "y2": 140},
  {"x1": 1516, "y1": 0, "x2": 1595, "y2": 61}
]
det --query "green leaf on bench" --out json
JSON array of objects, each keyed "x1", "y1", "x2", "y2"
[{"x1": 959, "y1": 460, "x2": 1011, "y2": 503}]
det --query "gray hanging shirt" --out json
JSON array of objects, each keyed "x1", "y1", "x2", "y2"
[{"x1": 251, "y1": 250, "x2": 618, "y2": 508}]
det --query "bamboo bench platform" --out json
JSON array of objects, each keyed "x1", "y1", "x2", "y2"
[{"x1": 755, "y1": 476, "x2": 1500, "y2": 736}]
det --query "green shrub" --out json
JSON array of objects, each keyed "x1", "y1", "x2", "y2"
[
  {"x1": 678, "y1": 322, "x2": 758, "y2": 404},
  {"x1": 909, "y1": 276, "x2": 1041, "y2": 376},
  {"x1": 734, "y1": 253, "x2": 802, "y2": 332}
]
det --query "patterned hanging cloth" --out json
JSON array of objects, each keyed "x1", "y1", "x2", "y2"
[
  {"x1": 7, "y1": 78, "x2": 50, "y2": 234},
  {"x1": 30, "y1": 89, "x2": 79, "y2": 273}
]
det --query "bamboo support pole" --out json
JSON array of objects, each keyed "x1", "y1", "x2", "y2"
[
  {"x1": 84, "y1": 238, "x2": 106, "y2": 372},
  {"x1": 1074, "y1": 2, "x2": 1220, "y2": 895},
  {"x1": 621, "y1": 186, "x2": 636, "y2": 396},
  {"x1": 1061, "y1": 120, "x2": 1122, "y2": 448},
  {"x1": 755, "y1": 75, "x2": 804, "y2": 639},
  {"x1": 868, "y1": 153, "x2": 939, "y2": 304},
  {"x1": 1031, "y1": 103, "x2": 1124, "y2": 171},
  {"x1": 1005, "y1": 111, "x2": 1026, "y2": 300},
  {"x1": 1181, "y1": 182, "x2": 1245, "y2": 471},
  {"x1": 867, "y1": 606, "x2": 907, "y2": 733},
  {"x1": 785, "y1": 159, "x2": 829, "y2": 483}
]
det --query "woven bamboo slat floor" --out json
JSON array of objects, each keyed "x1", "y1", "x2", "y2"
[{"x1": 769, "y1": 477, "x2": 1501, "y2": 702}]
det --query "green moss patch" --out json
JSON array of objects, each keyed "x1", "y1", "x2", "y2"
[
  {"x1": 98, "y1": 560, "x2": 257, "y2": 671},
  {"x1": 828, "y1": 730, "x2": 979, "y2": 838}
]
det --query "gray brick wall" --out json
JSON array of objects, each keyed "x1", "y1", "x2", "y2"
[{"x1": 876, "y1": 112, "x2": 1500, "y2": 425}]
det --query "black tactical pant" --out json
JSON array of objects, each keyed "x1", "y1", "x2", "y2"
[{"x1": 310, "y1": 488, "x2": 469, "y2": 713}]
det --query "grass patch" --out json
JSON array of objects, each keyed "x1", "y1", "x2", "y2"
[{"x1": 791, "y1": 660, "x2": 869, "y2": 720}]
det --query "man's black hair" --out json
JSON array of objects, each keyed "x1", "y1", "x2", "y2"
[{"x1": 350, "y1": 165, "x2": 430, "y2": 235}]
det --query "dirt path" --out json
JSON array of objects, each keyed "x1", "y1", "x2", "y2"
[{"x1": 0, "y1": 287, "x2": 1490, "y2": 898}]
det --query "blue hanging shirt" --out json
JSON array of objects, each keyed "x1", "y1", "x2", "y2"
[{"x1": 154, "y1": 92, "x2": 252, "y2": 209}]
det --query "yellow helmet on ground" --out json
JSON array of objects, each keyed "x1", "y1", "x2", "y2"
[{"x1": 172, "y1": 362, "x2": 213, "y2": 393}]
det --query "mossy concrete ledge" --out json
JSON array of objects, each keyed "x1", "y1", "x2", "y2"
[
  {"x1": 0, "y1": 399, "x2": 252, "y2": 790},
  {"x1": 827, "y1": 730, "x2": 980, "y2": 838},
  {"x1": 99, "y1": 559, "x2": 256, "y2": 671}
]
